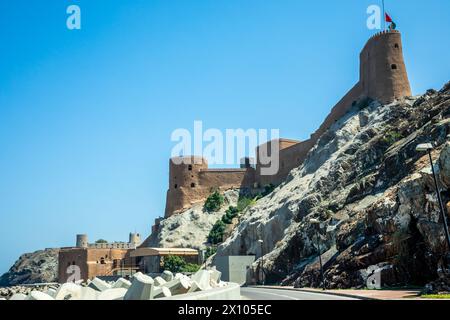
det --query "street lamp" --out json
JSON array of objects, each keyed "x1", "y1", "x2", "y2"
[
  {"x1": 309, "y1": 218, "x2": 326, "y2": 290},
  {"x1": 258, "y1": 239, "x2": 265, "y2": 285},
  {"x1": 416, "y1": 143, "x2": 450, "y2": 250}
]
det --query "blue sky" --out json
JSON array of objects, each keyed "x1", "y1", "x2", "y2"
[{"x1": 0, "y1": 0, "x2": 449, "y2": 274}]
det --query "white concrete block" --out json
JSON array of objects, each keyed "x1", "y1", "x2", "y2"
[
  {"x1": 152, "y1": 286, "x2": 172, "y2": 299},
  {"x1": 187, "y1": 281, "x2": 202, "y2": 293},
  {"x1": 208, "y1": 268, "x2": 222, "y2": 285},
  {"x1": 80, "y1": 287, "x2": 100, "y2": 300},
  {"x1": 55, "y1": 283, "x2": 83, "y2": 300},
  {"x1": 190, "y1": 270, "x2": 211, "y2": 291},
  {"x1": 9, "y1": 293, "x2": 27, "y2": 300},
  {"x1": 112, "y1": 278, "x2": 132, "y2": 289},
  {"x1": 124, "y1": 273, "x2": 155, "y2": 300},
  {"x1": 46, "y1": 288, "x2": 57, "y2": 298},
  {"x1": 175, "y1": 273, "x2": 184, "y2": 279},
  {"x1": 161, "y1": 270, "x2": 174, "y2": 282},
  {"x1": 88, "y1": 277, "x2": 112, "y2": 292},
  {"x1": 0, "y1": 298, "x2": 6, "y2": 300},
  {"x1": 98, "y1": 288, "x2": 127, "y2": 300},
  {"x1": 26, "y1": 291, "x2": 55, "y2": 300},
  {"x1": 163, "y1": 277, "x2": 191, "y2": 295},
  {"x1": 154, "y1": 276, "x2": 166, "y2": 286}
]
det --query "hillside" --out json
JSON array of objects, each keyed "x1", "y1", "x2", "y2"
[
  {"x1": 0, "y1": 249, "x2": 59, "y2": 287},
  {"x1": 215, "y1": 82, "x2": 450, "y2": 291}
]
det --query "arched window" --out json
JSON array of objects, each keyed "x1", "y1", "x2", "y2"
[
  {"x1": 394, "y1": 43, "x2": 399, "y2": 48},
  {"x1": 391, "y1": 64, "x2": 398, "y2": 70},
  {"x1": 191, "y1": 183, "x2": 196, "y2": 188},
  {"x1": 174, "y1": 184, "x2": 178, "y2": 189},
  {"x1": 100, "y1": 257, "x2": 106, "y2": 264},
  {"x1": 188, "y1": 165, "x2": 192, "y2": 171}
]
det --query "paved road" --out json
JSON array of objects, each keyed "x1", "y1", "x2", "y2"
[{"x1": 241, "y1": 287, "x2": 359, "y2": 300}]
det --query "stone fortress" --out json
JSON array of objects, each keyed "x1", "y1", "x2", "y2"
[{"x1": 163, "y1": 30, "x2": 412, "y2": 218}]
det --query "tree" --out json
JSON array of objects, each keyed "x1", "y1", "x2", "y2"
[
  {"x1": 163, "y1": 255, "x2": 186, "y2": 273},
  {"x1": 95, "y1": 239, "x2": 108, "y2": 244},
  {"x1": 204, "y1": 191, "x2": 224, "y2": 212},
  {"x1": 208, "y1": 220, "x2": 226, "y2": 244}
]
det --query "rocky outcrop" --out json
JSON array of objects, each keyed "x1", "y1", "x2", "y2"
[
  {"x1": 215, "y1": 82, "x2": 450, "y2": 291},
  {"x1": 0, "y1": 249, "x2": 59, "y2": 287},
  {"x1": 142, "y1": 190, "x2": 239, "y2": 249}
]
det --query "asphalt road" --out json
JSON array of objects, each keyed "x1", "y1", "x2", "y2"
[{"x1": 241, "y1": 287, "x2": 359, "y2": 300}]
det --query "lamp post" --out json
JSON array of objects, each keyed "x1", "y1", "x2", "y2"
[
  {"x1": 258, "y1": 239, "x2": 264, "y2": 285},
  {"x1": 416, "y1": 143, "x2": 450, "y2": 251},
  {"x1": 309, "y1": 219, "x2": 326, "y2": 290}
]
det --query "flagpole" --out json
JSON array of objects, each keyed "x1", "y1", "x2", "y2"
[{"x1": 382, "y1": 0, "x2": 386, "y2": 30}]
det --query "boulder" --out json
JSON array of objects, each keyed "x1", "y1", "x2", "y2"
[
  {"x1": 124, "y1": 273, "x2": 155, "y2": 300},
  {"x1": 439, "y1": 142, "x2": 450, "y2": 188}
]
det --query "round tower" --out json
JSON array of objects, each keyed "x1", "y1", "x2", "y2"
[
  {"x1": 165, "y1": 156, "x2": 208, "y2": 217},
  {"x1": 169, "y1": 156, "x2": 208, "y2": 191},
  {"x1": 129, "y1": 232, "x2": 141, "y2": 247},
  {"x1": 359, "y1": 30, "x2": 412, "y2": 103},
  {"x1": 76, "y1": 234, "x2": 88, "y2": 248}
]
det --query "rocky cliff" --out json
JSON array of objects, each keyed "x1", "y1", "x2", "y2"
[
  {"x1": 0, "y1": 249, "x2": 59, "y2": 287},
  {"x1": 142, "y1": 190, "x2": 239, "y2": 249},
  {"x1": 215, "y1": 82, "x2": 450, "y2": 291}
]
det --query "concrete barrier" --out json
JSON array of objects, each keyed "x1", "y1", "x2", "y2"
[{"x1": 160, "y1": 282, "x2": 240, "y2": 300}]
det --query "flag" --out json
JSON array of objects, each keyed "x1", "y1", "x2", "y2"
[{"x1": 385, "y1": 13, "x2": 393, "y2": 23}]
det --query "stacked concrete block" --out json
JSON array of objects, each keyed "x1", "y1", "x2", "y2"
[
  {"x1": 208, "y1": 268, "x2": 222, "y2": 287},
  {"x1": 9, "y1": 293, "x2": 27, "y2": 300},
  {"x1": 124, "y1": 273, "x2": 155, "y2": 300},
  {"x1": 191, "y1": 270, "x2": 212, "y2": 291},
  {"x1": 88, "y1": 277, "x2": 112, "y2": 292},
  {"x1": 154, "y1": 276, "x2": 166, "y2": 287},
  {"x1": 26, "y1": 291, "x2": 55, "y2": 300},
  {"x1": 112, "y1": 278, "x2": 132, "y2": 290},
  {"x1": 80, "y1": 286, "x2": 100, "y2": 300},
  {"x1": 98, "y1": 288, "x2": 127, "y2": 300},
  {"x1": 46, "y1": 288, "x2": 57, "y2": 298},
  {"x1": 161, "y1": 270, "x2": 174, "y2": 282},
  {"x1": 152, "y1": 286, "x2": 172, "y2": 299},
  {"x1": 162, "y1": 277, "x2": 191, "y2": 295},
  {"x1": 55, "y1": 283, "x2": 83, "y2": 300}
]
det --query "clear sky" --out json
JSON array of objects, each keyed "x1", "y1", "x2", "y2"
[{"x1": 0, "y1": 0, "x2": 449, "y2": 274}]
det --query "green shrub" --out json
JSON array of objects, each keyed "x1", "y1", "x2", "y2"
[
  {"x1": 237, "y1": 196, "x2": 255, "y2": 211},
  {"x1": 204, "y1": 191, "x2": 224, "y2": 212},
  {"x1": 162, "y1": 255, "x2": 186, "y2": 273},
  {"x1": 204, "y1": 247, "x2": 217, "y2": 260},
  {"x1": 163, "y1": 255, "x2": 201, "y2": 273},
  {"x1": 182, "y1": 263, "x2": 201, "y2": 273},
  {"x1": 222, "y1": 206, "x2": 239, "y2": 224},
  {"x1": 208, "y1": 220, "x2": 226, "y2": 244},
  {"x1": 382, "y1": 130, "x2": 403, "y2": 145},
  {"x1": 95, "y1": 239, "x2": 108, "y2": 244}
]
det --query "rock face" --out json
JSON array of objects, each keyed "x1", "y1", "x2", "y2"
[
  {"x1": 0, "y1": 249, "x2": 59, "y2": 287},
  {"x1": 215, "y1": 82, "x2": 450, "y2": 291},
  {"x1": 142, "y1": 190, "x2": 239, "y2": 249}
]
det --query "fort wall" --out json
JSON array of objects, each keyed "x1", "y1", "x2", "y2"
[{"x1": 163, "y1": 30, "x2": 412, "y2": 217}]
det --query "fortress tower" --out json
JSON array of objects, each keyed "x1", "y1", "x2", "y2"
[{"x1": 162, "y1": 30, "x2": 412, "y2": 218}]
